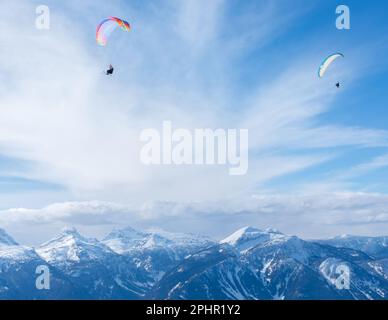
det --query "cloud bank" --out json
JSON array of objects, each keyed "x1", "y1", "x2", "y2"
[{"x1": 3, "y1": 192, "x2": 388, "y2": 245}]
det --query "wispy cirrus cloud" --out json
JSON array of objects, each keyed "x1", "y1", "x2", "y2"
[{"x1": 0, "y1": 0, "x2": 388, "y2": 242}]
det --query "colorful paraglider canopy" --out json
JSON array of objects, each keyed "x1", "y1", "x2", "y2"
[
  {"x1": 318, "y1": 53, "x2": 344, "y2": 78},
  {"x1": 96, "y1": 17, "x2": 131, "y2": 46}
]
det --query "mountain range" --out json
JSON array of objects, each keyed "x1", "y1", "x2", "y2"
[{"x1": 1, "y1": 226, "x2": 388, "y2": 300}]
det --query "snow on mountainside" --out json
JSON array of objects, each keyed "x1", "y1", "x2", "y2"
[
  {"x1": 102, "y1": 227, "x2": 151, "y2": 254},
  {"x1": 1, "y1": 225, "x2": 388, "y2": 300},
  {"x1": 37, "y1": 227, "x2": 114, "y2": 265},
  {"x1": 245, "y1": 236, "x2": 388, "y2": 299},
  {"x1": 154, "y1": 227, "x2": 388, "y2": 300},
  {"x1": 0, "y1": 229, "x2": 81, "y2": 300},
  {"x1": 229, "y1": 233, "x2": 344, "y2": 299},
  {"x1": 221, "y1": 226, "x2": 285, "y2": 253},
  {"x1": 37, "y1": 227, "x2": 150, "y2": 299},
  {"x1": 102, "y1": 226, "x2": 215, "y2": 283},
  {"x1": 149, "y1": 244, "x2": 271, "y2": 300},
  {"x1": 103, "y1": 226, "x2": 213, "y2": 254},
  {"x1": 318, "y1": 235, "x2": 388, "y2": 259},
  {"x1": 0, "y1": 230, "x2": 44, "y2": 266}
]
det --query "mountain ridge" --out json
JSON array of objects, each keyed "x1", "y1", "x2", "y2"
[{"x1": 1, "y1": 225, "x2": 388, "y2": 300}]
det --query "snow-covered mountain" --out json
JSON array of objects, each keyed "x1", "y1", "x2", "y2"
[
  {"x1": 102, "y1": 226, "x2": 214, "y2": 283},
  {"x1": 318, "y1": 235, "x2": 388, "y2": 259},
  {"x1": 221, "y1": 226, "x2": 285, "y2": 253},
  {"x1": 1, "y1": 225, "x2": 388, "y2": 300},
  {"x1": 242, "y1": 232, "x2": 388, "y2": 299},
  {"x1": 37, "y1": 227, "x2": 150, "y2": 299},
  {"x1": 152, "y1": 227, "x2": 388, "y2": 300},
  {"x1": 150, "y1": 243, "x2": 271, "y2": 300},
  {"x1": 0, "y1": 229, "x2": 80, "y2": 299},
  {"x1": 38, "y1": 227, "x2": 114, "y2": 266},
  {"x1": 103, "y1": 226, "x2": 213, "y2": 255}
]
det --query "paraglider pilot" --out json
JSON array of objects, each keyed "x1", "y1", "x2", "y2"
[
  {"x1": 336, "y1": 82, "x2": 340, "y2": 88},
  {"x1": 106, "y1": 64, "x2": 114, "y2": 75}
]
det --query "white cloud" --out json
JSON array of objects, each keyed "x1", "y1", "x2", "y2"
[
  {"x1": 2, "y1": 192, "x2": 388, "y2": 245},
  {"x1": 0, "y1": 1, "x2": 388, "y2": 242},
  {"x1": 339, "y1": 153, "x2": 388, "y2": 179}
]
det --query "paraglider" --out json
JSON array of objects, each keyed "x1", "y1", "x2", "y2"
[
  {"x1": 96, "y1": 17, "x2": 131, "y2": 46},
  {"x1": 318, "y1": 53, "x2": 344, "y2": 88},
  {"x1": 318, "y1": 53, "x2": 344, "y2": 78},
  {"x1": 106, "y1": 64, "x2": 114, "y2": 75},
  {"x1": 96, "y1": 17, "x2": 131, "y2": 76}
]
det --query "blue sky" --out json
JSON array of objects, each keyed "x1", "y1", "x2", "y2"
[{"x1": 1, "y1": 0, "x2": 388, "y2": 243}]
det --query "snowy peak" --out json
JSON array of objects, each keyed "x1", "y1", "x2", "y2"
[
  {"x1": 255, "y1": 235, "x2": 324, "y2": 264},
  {"x1": 143, "y1": 233, "x2": 171, "y2": 248},
  {"x1": 221, "y1": 226, "x2": 285, "y2": 252},
  {"x1": 37, "y1": 228, "x2": 114, "y2": 264},
  {"x1": 102, "y1": 226, "x2": 213, "y2": 254},
  {"x1": 333, "y1": 234, "x2": 388, "y2": 243},
  {"x1": 103, "y1": 226, "x2": 148, "y2": 241},
  {"x1": 41, "y1": 227, "x2": 90, "y2": 247},
  {"x1": 0, "y1": 228, "x2": 18, "y2": 246},
  {"x1": 149, "y1": 229, "x2": 213, "y2": 248},
  {"x1": 335, "y1": 234, "x2": 353, "y2": 239},
  {"x1": 102, "y1": 226, "x2": 159, "y2": 254}
]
